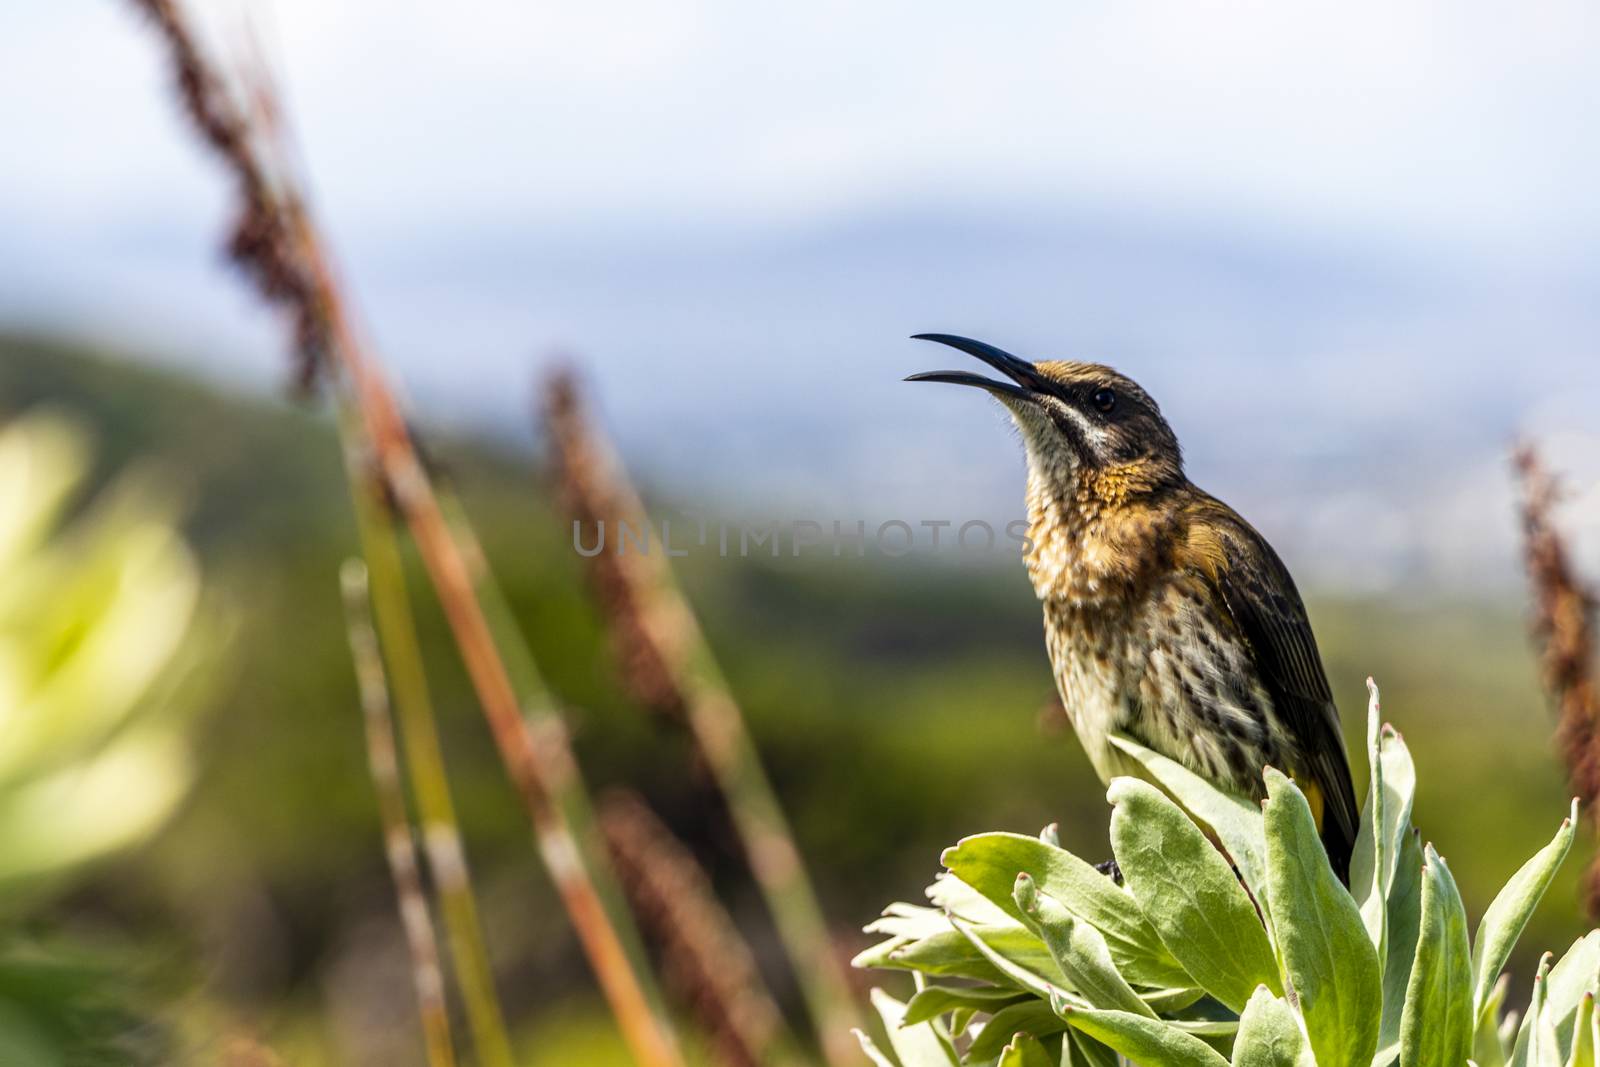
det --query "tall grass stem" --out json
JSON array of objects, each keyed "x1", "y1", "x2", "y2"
[
  {"x1": 123, "y1": 4, "x2": 687, "y2": 1062},
  {"x1": 341, "y1": 558, "x2": 459, "y2": 1067},
  {"x1": 341, "y1": 436, "x2": 515, "y2": 1067},
  {"x1": 434, "y1": 486, "x2": 676, "y2": 1030}
]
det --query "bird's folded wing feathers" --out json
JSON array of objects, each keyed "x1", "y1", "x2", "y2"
[{"x1": 1181, "y1": 498, "x2": 1361, "y2": 877}]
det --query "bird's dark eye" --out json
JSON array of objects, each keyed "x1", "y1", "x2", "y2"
[{"x1": 1091, "y1": 387, "x2": 1117, "y2": 413}]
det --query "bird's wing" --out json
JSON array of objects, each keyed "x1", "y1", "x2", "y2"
[{"x1": 1179, "y1": 495, "x2": 1360, "y2": 880}]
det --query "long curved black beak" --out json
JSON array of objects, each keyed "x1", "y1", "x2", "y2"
[{"x1": 904, "y1": 333, "x2": 1048, "y2": 401}]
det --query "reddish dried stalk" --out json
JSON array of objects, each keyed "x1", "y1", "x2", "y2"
[
  {"x1": 320, "y1": 222, "x2": 686, "y2": 1067},
  {"x1": 1514, "y1": 444, "x2": 1600, "y2": 913},
  {"x1": 221, "y1": 1036, "x2": 289, "y2": 1067},
  {"x1": 124, "y1": 4, "x2": 683, "y2": 1063},
  {"x1": 600, "y1": 791, "x2": 794, "y2": 1067},
  {"x1": 342, "y1": 560, "x2": 458, "y2": 1067},
  {"x1": 543, "y1": 370, "x2": 863, "y2": 1065}
]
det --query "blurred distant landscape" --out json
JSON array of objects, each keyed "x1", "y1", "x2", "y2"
[
  {"x1": 1, "y1": 332, "x2": 1588, "y2": 1062},
  {"x1": 9, "y1": 207, "x2": 1600, "y2": 596}
]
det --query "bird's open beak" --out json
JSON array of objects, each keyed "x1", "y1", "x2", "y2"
[{"x1": 904, "y1": 334, "x2": 1047, "y2": 402}]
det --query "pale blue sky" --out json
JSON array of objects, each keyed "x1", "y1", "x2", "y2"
[{"x1": 6, "y1": 2, "x2": 1600, "y2": 250}]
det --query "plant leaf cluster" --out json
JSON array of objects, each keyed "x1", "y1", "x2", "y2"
[{"x1": 856, "y1": 687, "x2": 1589, "y2": 1067}]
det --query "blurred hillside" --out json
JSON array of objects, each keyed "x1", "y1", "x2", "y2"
[
  {"x1": 16, "y1": 208, "x2": 1600, "y2": 601},
  {"x1": 0, "y1": 333, "x2": 1588, "y2": 1063}
]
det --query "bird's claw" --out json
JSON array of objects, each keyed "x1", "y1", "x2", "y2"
[{"x1": 1094, "y1": 858, "x2": 1123, "y2": 885}]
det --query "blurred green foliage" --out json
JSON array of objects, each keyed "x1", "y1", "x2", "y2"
[
  {"x1": 0, "y1": 333, "x2": 1586, "y2": 1064},
  {"x1": 0, "y1": 400, "x2": 211, "y2": 1063},
  {"x1": 0, "y1": 410, "x2": 199, "y2": 887}
]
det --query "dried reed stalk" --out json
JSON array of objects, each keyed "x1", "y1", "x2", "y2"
[
  {"x1": 342, "y1": 437, "x2": 514, "y2": 1067},
  {"x1": 221, "y1": 1036, "x2": 289, "y2": 1067},
  {"x1": 543, "y1": 370, "x2": 862, "y2": 1065},
  {"x1": 125, "y1": 0, "x2": 325, "y2": 394},
  {"x1": 599, "y1": 790, "x2": 795, "y2": 1067},
  {"x1": 342, "y1": 559, "x2": 457, "y2": 1067},
  {"x1": 1514, "y1": 444, "x2": 1600, "y2": 913},
  {"x1": 435, "y1": 484, "x2": 676, "y2": 1023},
  {"x1": 125, "y1": 5, "x2": 683, "y2": 1063}
]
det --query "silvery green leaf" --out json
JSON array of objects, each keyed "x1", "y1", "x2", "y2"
[
  {"x1": 1263, "y1": 768, "x2": 1382, "y2": 1067},
  {"x1": 1066, "y1": 1031, "x2": 1121, "y2": 1067},
  {"x1": 1143, "y1": 986, "x2": 1207, "y2": 1013},
  {"x1": 854, "y1": 1028, "x2": 899, "y2": 1067},
  {"x1": 1399, "y1": 845, "x2": 1474, "y2": 1067},
  {"x1": 870, "y1": 988, "x2": 959, "y2": 1067},
  {"x1": 928, "y1": 873, "x2": 1021, "y2": 927},
  {"x1": 1378, "y1": 724, "x2": 1416, "y2": 879},
  {"x1": 1000, "y1": 1032, "x2": 1058, "y2": 1067},
  {"x1": 1475, "y1": 973, "x2": 1513, "y2": 1067},
  {"x1": 1231, "y1": 985, "x2": 1308, "y2": 1067},
  {"x1": 1510, "y1": 954, "x2": 1560, "y2": 1067},
  {"x1": 1568, "y1": 992, "x2": 1595, "y2": 1067},
  {"x1": 1506, "y1": 1007, "x2": 1526, "y2": 1049},
  {"x1": 1351, "y1": 681, "x2": 1389, "y2": 961},
  {"x1": 1172, "y1": 1018, "x2": 1242, "y2": 1037},
  {"x1": 871, "y1": 925, "x2": 1065, "y2": 987},
  {"x1": 1060, "y1": 1004, "x2": 1231, "y2": 1067},
  {"x1": 1473, "y1": 803, "x2": 1578, "y2": 1023},
  {"x1": 969, "y1": 1001, "x2": 1070, "y2": 1061},
  {"x1": 903, "y1": 984, "x2": 1028, "y2": 1027},
  {"x1": 943, "y1": 831, "x2": 1189, "y2": 988},
  {"x1": 855, "y1": 937, "x2": 915, "y2": 970},
  {"x1": 1015, "y1": 873, "x2": 1155, "y2": 1018},
  {"x1": 1109, "y1": 733, "x2": 1270, "y2": 915},
  {"x1": 1351, "y1": 681, "x2": 1416, "y2": 970},
  {"x1": 1040, "y1": 823, "x2": 1062, "y2": 848},
  {"x1": 952, "y1": 916, "x2": 1076, "y2": 1003},
  {"x1": 1374, "y1": 828, "x2": 1425, "y2": 1065},
  {"x1": 869, "y1": 902, "x2": 961, "y2": 940},
  {"x1": 1108, "y1": 778, "x2": 1281, "y2": 1012},
  {"x1": 1543, "y1": 931, "x2": 1600, "y2": 1059}
]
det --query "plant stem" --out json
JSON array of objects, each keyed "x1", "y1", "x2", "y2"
[
  {"x1": 314, "y1": 281, "x2": 684, "y2": 1067},
  {"x1": 435, "y1": 486, "x2": 675, "y2": 1027},
  {"x1": 341, "y1": 558, "x2": 458, "y2": 1067},
  {"x1": 340, "y1": 423, "x2": 515, "y2": 1067},
  {"x1": 124, "y1": 4, "x2": 682, "y2": 1059},
  {"x1": 543, "y1": 372, "x2": 862, "y2": 1065}
]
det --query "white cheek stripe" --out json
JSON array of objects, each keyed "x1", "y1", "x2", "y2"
[{"x1": 1011, "y1": 408, "x2": 1083, "y2": 476}]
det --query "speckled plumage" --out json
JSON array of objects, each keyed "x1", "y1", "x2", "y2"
[{"x1": 909, "y1": 336, "x2": 1360, "y2": 879}]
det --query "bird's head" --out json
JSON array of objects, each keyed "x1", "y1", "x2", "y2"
[{"x1": 907, "y1": 334, "x2": 1184, "y2": 502}]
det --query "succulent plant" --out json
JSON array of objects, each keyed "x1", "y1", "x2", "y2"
[
  {"x1": 0, "y1": 411, "x2": 201, "y2": 889},
  {"x1": 855, "y1": 683, "x2": 1588, "y2": 1067},
  {"x1": 0, "y1": 410, "x2": 212, "y2": 1062}
]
